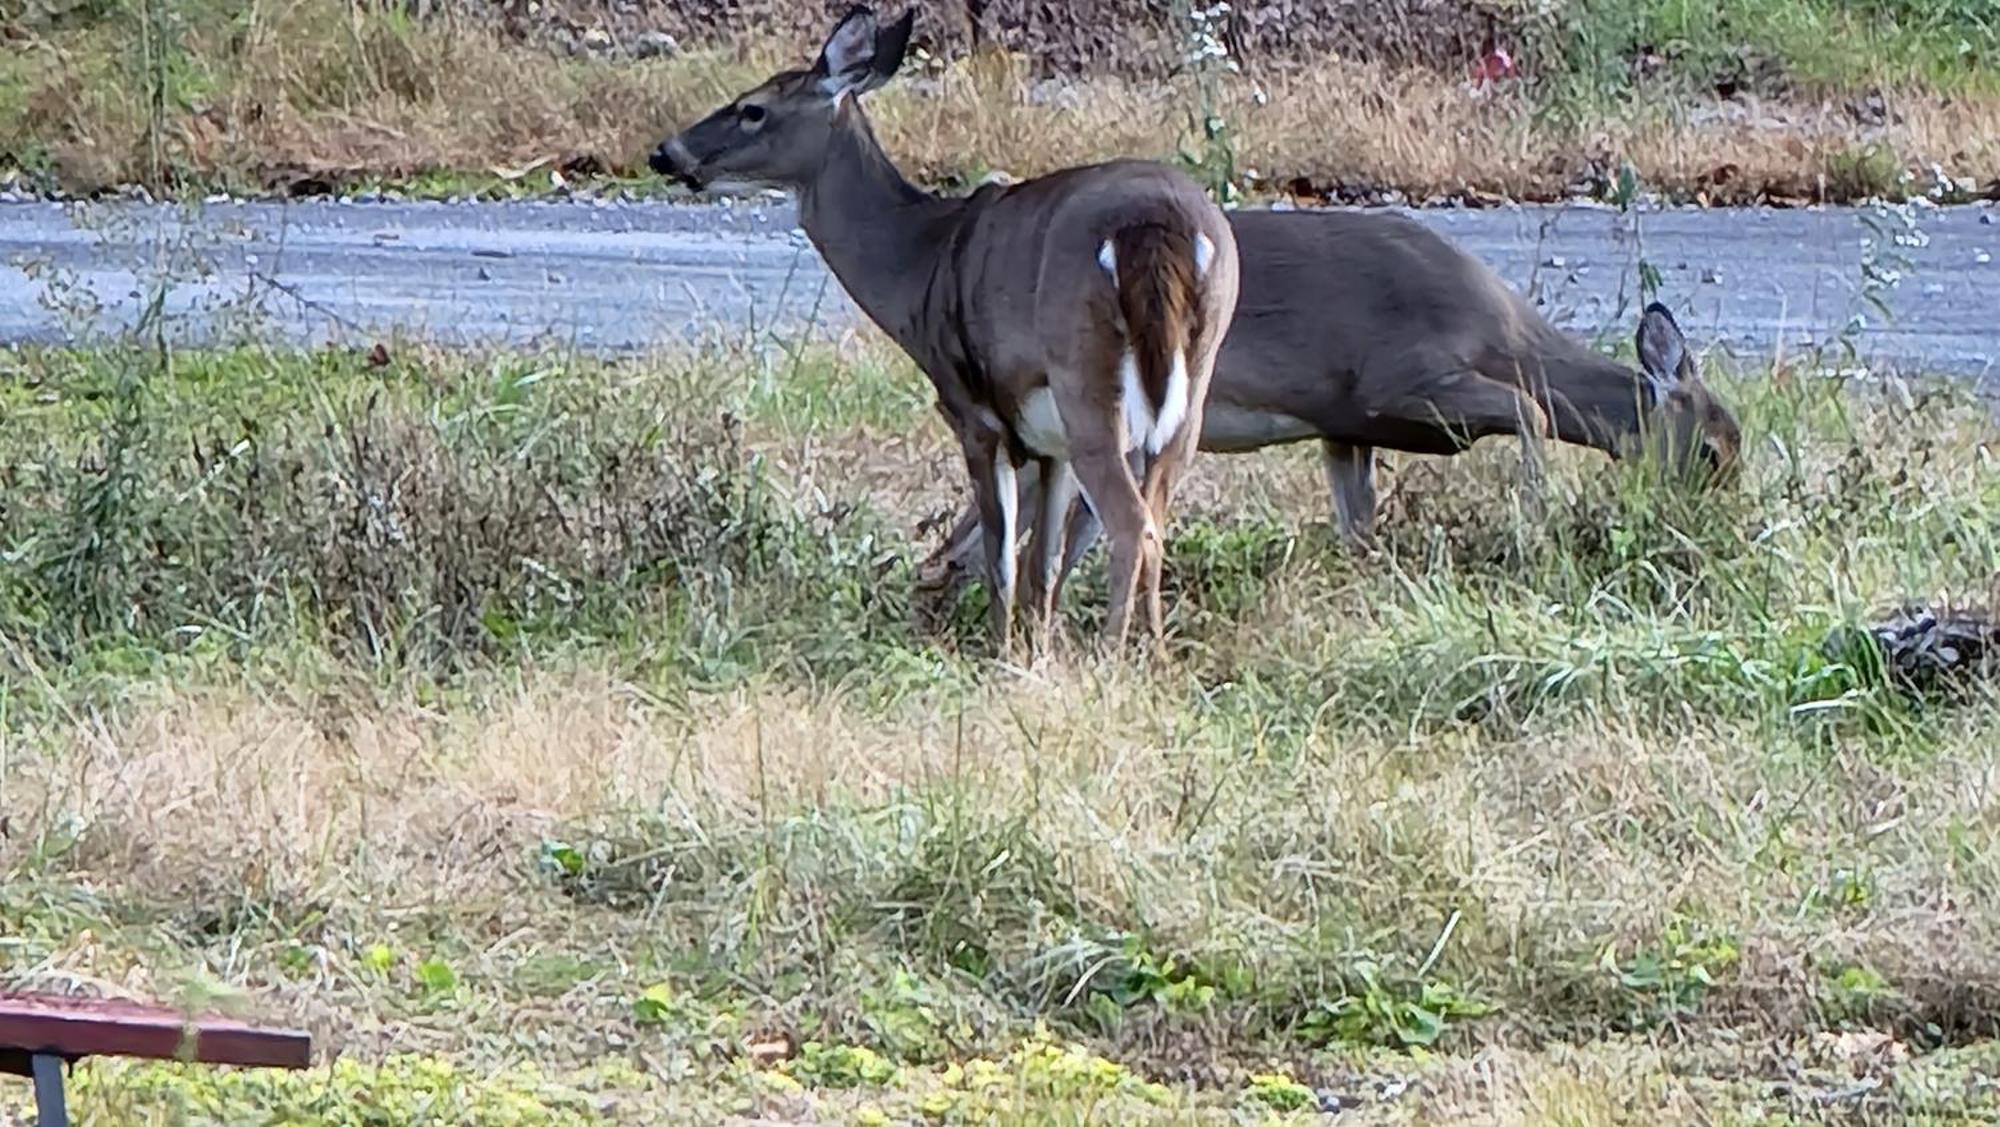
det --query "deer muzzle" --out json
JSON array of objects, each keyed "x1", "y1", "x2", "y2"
[{"x1": 648, "y1": 138, "x2": 702, "y2": 188}]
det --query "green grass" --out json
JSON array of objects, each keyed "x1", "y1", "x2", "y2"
[
  {"x1": 4, "y1": 328, "x2": 2000, "y2": 1122},
  {"x1": 1540, "y1": 0, "x2": 1999, "y2": 110}
]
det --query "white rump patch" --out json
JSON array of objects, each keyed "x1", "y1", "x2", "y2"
[
  {"x1": 1119, "y1": 349, "x2": 1192, "y2": 455},
  {"x1": 1149, "y1": 350, "x2": 1190, "y2": 455},
  {"x1": 1193, "y1": 232, "x2": 1215, "y2": 277},
  {"x1": 1118, "y1": 350, "x2": 1153, "y2": 453},
  {"x1": 992, "y1": 451, "x2": 1018, "y2": 593},
  {"x1": 1014, "y1": 387, "x2": 1068, "y2": 458},
  {"x1": 1097, "y1": 239, "x2": 1117, "y2": 283}
]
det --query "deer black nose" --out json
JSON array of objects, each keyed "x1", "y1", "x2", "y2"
[
  {"x1": 648, "y1": 138, "x2": 704, "y2": 189},
  {"x1": 1697, "y1": 439, "x2": 1741, "y2": 486}
]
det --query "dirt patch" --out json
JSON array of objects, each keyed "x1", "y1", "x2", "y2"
[{"x1": 465, "y1": 0, "x2": 1516, "y2": 79}]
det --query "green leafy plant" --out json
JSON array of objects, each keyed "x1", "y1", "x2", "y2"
[
  {"x1": 631, "y1": 983, "x2": 678, "y2": 1027},
  {"x1": 1245, "y1": 1070, "x2": 1318, "y2": 1113},
  {"x1": 1067, "y1": 933, "x2": 1235, "y2": 1033},
  {"x1": 860, "y1": 969, "x2": 965, "y2": 1063},
  {"x1": 538, "y1": 838, "x2": 588, "y2": 878},
  {"x1": 786, "y1": 1041, "x2": 899, "y2": 1089},
  {"x1": 1821, "y1": 962, "x2": 1897, "y2": 1022},
  {"x1": 1105, "y1": 938, "x2": 1220, "y2": 1013},
  {"x1": 414, "y1": 957, "x2": 458, "y2": 995},
  {"x1": 1608, "y1": 923, "x2": 1740, "y2": 1015},
  {"x1": 1301, "y1": 962, "x2": 1489, "y2": 1049},
  {"x1": 61, "y1": 1053, "x2": 601, "y2": 1125}
]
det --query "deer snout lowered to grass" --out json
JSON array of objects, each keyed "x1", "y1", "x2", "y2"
[
  {"x1": 651, "y1": 5, "x2": 1240, "y2": 658},
  {"x1": 917, "y1": 209, "x2": 1744, "y2": 604}
]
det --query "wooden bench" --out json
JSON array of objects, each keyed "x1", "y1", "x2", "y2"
[{"x1": 1, "y1": 992, "x2": 311, "y2": 1127}]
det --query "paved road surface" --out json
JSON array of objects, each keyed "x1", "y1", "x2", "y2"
[{"x1": 2, "y1": 198, "x2": 1995, "y2": 379}]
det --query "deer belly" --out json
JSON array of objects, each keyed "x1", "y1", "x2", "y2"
[
  {"x1": 1013, "y1": 387, "x2": 1069, "y2": 458},
  {"x1": 1200, "y1": 405, "x2": 1322, "y2": 452}
]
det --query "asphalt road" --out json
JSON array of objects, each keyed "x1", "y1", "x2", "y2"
[{"x1": 2, "y1": 197, "x2": 1995, "y2": 379}]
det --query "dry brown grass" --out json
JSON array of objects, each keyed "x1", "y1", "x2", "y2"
[
  {"x1": 8, "y1": 643, "x2": 2000, "y2": 1116},
  {"x1": 4, "y1": 4, "x2": 1996, "y2": 201},
  {"x1": 877, "y1": 55, "x2": 2000, "y2": 203}
]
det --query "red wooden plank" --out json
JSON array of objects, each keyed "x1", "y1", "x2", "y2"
[{"x1": 0, "y1": 993, "x2": 311, "y2": 1070}]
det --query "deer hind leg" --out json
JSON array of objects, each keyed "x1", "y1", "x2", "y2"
[
  {"x1": 1321, "y1": 441, "x2": 1378, "y2": 550},
  {"x1": 1058, "y1": 489, "x2": 1103, "y2": 585},
  {"x1": 1054, "y1": 387, "x2": 1151, "y2": 655},
  {"x1": 1046, "y1": 443, "x2": 1129, "y2": 589},
  {"x1": 1022, "y1": 457, "x2": 1080, "y2": 654},
  {"x1": 1075, "y1": 453, "x2": 1151, "y2": 653},
  {"x1": 1134, "y1": 360, "x2": 1217, "y2": 652},
  {"x1": 1142, "y1": 317, "x2": 1232, "y2": 650},
  {"x1": 1134, "y1": 450, "x2": 1185, "y2": 651}
]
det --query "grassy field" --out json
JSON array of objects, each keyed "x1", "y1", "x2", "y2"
[
  {"x1": 2, "y1": 0, "x2": 1997, "y2": 203},
  {"x1": 3, "y1": 305, "x2": 1999, "y2": 1120}
]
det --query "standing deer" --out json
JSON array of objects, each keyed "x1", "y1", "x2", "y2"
[
  {"x1": 918, "y1": 209, "x2": 1743, "y2": 599},
  {"x1": 650, "y1": 5, "x2": 1240, "y2": 654}
]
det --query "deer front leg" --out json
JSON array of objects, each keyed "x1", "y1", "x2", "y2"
[
  {"x1": 1008, "y1": 458, "x2": 1048, "y2": 607},
  {"x1": 1321, "y1": 440, "x2": 1378, "y2": 549},
  {"x1": 1401, "y1": 375, "x2": 1551, "y2": 522},
  {"x1": 1518, "y1": 425, "x2": 1547, "y2": 521},
  {"x1": 913, "y1": 503, "x2": 983, "y2": 603},
  {"x1": 916, "y1": 455, "x2": 1107, "y2": 619}
]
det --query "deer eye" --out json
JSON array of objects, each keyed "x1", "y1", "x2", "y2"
[{"x1": 738, "y1": 104, "x2": 767, "y2": 127}]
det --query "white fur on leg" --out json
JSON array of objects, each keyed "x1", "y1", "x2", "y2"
[
  {"x1": 1147, "y1": 349, "x2": 1190, "y2": 455},
  {"x1": 1097, "y1": 239, "x2": 1117, "y2": 283},
  {"x1": 1193, "y1": 232, "x2": 1215, "y2": 277},
  {"x1": 992, "y1": 451, "x2": 1018, "y2": 595},
  {"x1": 1118, "y1": 350, "x2": 1155, "y2": 453}
]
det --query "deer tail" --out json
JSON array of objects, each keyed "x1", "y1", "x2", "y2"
[{"x1": 1096, "y1": 222, "x2": 1215, "y2": 456}]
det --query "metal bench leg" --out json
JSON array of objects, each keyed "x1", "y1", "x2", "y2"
[{"x1": 31, "y1": 1053, "x2": 67, "y2": 1127}]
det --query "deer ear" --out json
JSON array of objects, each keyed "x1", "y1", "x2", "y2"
[
  {"x1": 816, "y1": 7, "x2": 910, "y2": 99},
  {"x1": 871, "y1": 9, "x2": 916, "y2": 86},
  {"x1": 1636, "y1": 301, "x2": 1694, "y2": 398}
]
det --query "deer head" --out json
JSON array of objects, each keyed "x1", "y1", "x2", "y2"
[
  {"x1": 1633, "y1": 302, "x2": 1742, "y2": 483},
  {"x1": 649, "y1": 6, "x2": 916, "y2": 191}
]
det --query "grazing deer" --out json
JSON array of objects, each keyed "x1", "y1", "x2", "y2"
[
  {"x1": 650, "y1": 5, "x2": 1240, "y2": 654},
  {"x1": 918, "y1": 209, "x2": 1743, "y2": 599}
]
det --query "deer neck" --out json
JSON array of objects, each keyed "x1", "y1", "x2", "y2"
[
  {"x1": 1538, "y1": 341, "x2": 1655, "y2": 452},
  {"x1": 796, "y1": 106, "x2": 959, "y2": 357}
]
